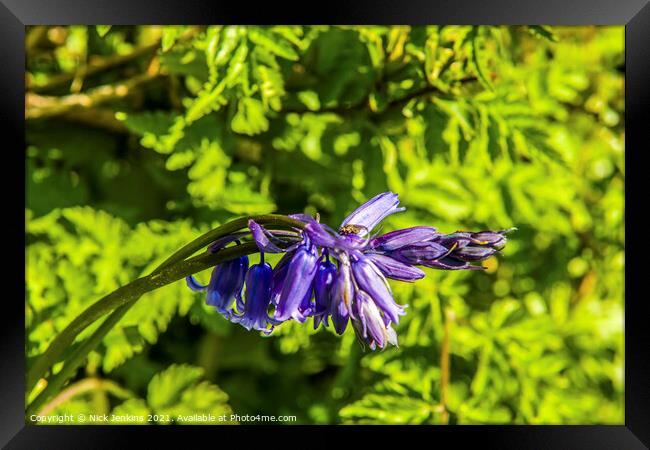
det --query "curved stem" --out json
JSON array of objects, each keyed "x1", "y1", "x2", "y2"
[
  {"x1": 27, "y1": 304, "x2": 134, "y2": 417},
  {"x1": 26, "y1": 215, "x2": 304, "y2": 395},
  {"x1": 36, "y1": 377, "x2": 133, "y2": 417},
  {"x1": 27, "y1": 278, "x2": 149, "y2": 394},
  {"x1": 155, "y1": 214, "x2": 304, "y2": 272},
  {"x1": 27, "y1": 243, "x2": 260, "y2": 415}
]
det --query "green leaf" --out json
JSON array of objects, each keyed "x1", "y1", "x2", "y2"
[
  {"x1": 470, "y1": 27, "x2": 494, "y2": 91},
  {"x1": 526, "y1": 25, "x2": 558, "y2": 43},
  {"x1": 146, "y1": 364, "x2": 233, "y2": 423},
  {"x1": 147, "y1": 364, "x2": 204, "y2": 410},
  {"x1": 185, "y1": 81, "x2": 227, "y2": 124},
  {"x1": 231, "y1": 98, "x2": 269, "y2": 135},
  {"x1": 215, "y1": 26, "x2": 241, "y2": 66},
  {"x1": 339, "y1": 381, "x2": 433, "y2": 424},
  {"x1": 159, "y1": 50, "x2": 209, "y2": 80},
  {"x1": 95, "y1": 25, "x2": 112, "y2": 38},
  {"x1": 161, "y1": 26, "x2": 185, "y2": 52},
  {"x1": 110, "y1": 399, "x2": 151, "y2": 424},
  {"x1": 116, "y1": 111, "x2": 176, "y2": 150},
  {"x1": 248, "y1": 27, "x2": 300, "y2": 61}
]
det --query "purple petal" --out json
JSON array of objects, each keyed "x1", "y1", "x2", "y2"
[
  {"x1": 365, "y1": 254, "x2": 425, "y2": 282},
  {"x1": 452, "y1": 246, "x2": 498, "y2": 261},
  {"x1": 469, "y1": 230, "x2": 513, "y2": 249},
  {"x1": 248, "y1": 219, "x2": 284, "y2": 253},
  {"x1": 385, "y1": 325, "x2": 398, "y2": 347},
  {"x1": 274, "y1": 243, "x2": 319, "y2": 322},
  {"x1": 351, "y1": 255, "x2": 405, "y2": 324},
  {"x1": 369, "y1": 226, "x2": 439, "y2": 251},
  {"x1": 304, "y1": 222, "x2": 339, "y2": 248},
  {"x1": 269, "y1": 251, "x2": 294, "y2": 306},
  {"x1": 186, "y1": 275, "x2": 207, "y2": 292},
  {"x1": 340, "y1": 192, "x2": 406, "y2": 236},
  {"x1": 207, "y1": 232, "x2": 249, "y2": 253},
  {"x1": 337, "y1": 234, "x2": 370, "y2": 251},
  {"x1": 289, "y1": 213, "x2": 318, "y2": 223},
  {"x1": 294, "y1": 288, "x2": 314, "y2": 323},
  {"x1": 231, "y1": 262, "x2": 274, "y2": 332},
  {"x1": 205, "y1": 256, "x2": 249, "y2": 315},
  {"x1": 313, "y1": 315, "x2": 325, "y2": 329},
  {"x1": 313, "y1": 259, "x2": 337, "y2": 328},
  {"x1": 390, "y1": 241, "x2": 450, "y2": 265},
  {"x1": 330, "y1": 262, "x2": 353, "y2": 334},
  {"x1": 433, "y1": 233, "x2": 472, "y2": 249},
  {"x1": 423, "y1": 256, "x2": 484, "y2": 270},
  {"x1": 356, "y1": 290, "x2": 387, "y2": 348},
  {"x1": 304, "y1": 222, "x2": 368, "y2": 252}
]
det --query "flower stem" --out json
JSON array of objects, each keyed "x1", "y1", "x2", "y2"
[
  {"x1": 27, "y1": 303, "x2": 134, "y2": 417},
  {"x1": 156, "y1": 214, "x2": 303, "y2": 271},
  {"x1": 36, "y1": 377, "x2": 133, "y2": 417},
  {"x1": 27, "y1": 243, "x2": 261, "y2": 416},
  {"x1": 26, "y1": 215, "x2": 304, "y2": 402}
]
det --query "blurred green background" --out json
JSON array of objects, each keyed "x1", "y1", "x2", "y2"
[{"x1": 25, "y1": 25, "x2": 624, "y2": 424}]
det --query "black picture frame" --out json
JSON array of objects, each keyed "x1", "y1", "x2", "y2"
[{"x1": 4, "y1": 1, "x2": 648, "y2": 447}]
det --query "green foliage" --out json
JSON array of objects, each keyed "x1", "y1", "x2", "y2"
[
  {"x1": 46, "y1": 364, "x2": 233, "y2": 424},
  {"x1": 95, "y1": 26, "x2": 112, "y2": 38},
  {"x1": 145, "y1": 364, "x2": 233, "y2": 423},
  {"x1": 26, "y1": 25, "x2": 624, "y2": 424},
  {"x1": 26, "y1": 207, "x2": 207, "y2": 372}
]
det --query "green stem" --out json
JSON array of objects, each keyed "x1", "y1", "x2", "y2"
[
  {"x1": 27, "y1": 242, "x2": 262, "y2": 416},
  {"x1": 27, "y1": 304, "x2": 133, "y2": 417},
  {"x1": 36, "y1": 377, "x2": 133, "y2": 417},
  {"x1": 26, "y1": 215, "x2": 304, "y2": 398},
  {"x1": 155, "y1": 214, "x2": 303, "y2": 271}
]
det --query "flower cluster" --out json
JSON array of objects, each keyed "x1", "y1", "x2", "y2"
[{"x1": 187, "y1": 192, "x2": 513, "y2": 349}]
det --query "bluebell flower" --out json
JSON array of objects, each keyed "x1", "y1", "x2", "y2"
[
  {"x1": 269, "y1": 251, "x2": 293, "y2": 306},
  {"x1": 230, "y1": 253, "x2": 276, "y2": 334},
  {"x1": 350, "y1": 252, "x2": 405, "y2": 324},
  {"x1": 352, "y1": 289, "x2": 398, "y2": 350},
  {"x1": 313, "y1": 254, "x2": 337, "y2": 329},
  {"x1": 274, "y1": 236, "x2": 319, "y2": 322},
  {"x1": 329, "y1": 255, "x2": 353, "y2": 335},
  {"x1": 187, "y1": 192, "x2": 513, "y2": 350},
  {"x1": 186, "y1": 238, "x2": 248, "y2": 317}
]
